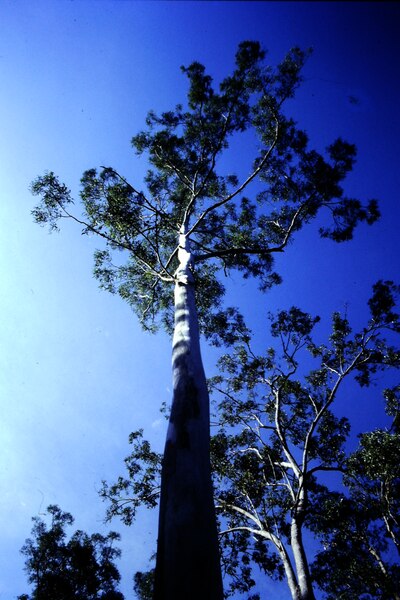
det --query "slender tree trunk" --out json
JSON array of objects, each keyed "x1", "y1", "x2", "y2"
[
  {"x1": 276, "y1": 541, "x2": 302, "y2": 600},
  {"x1": 153, "y1": 232, "x2": 224, "y2": 600},
  {"x1": 383, "y1": 514, "x2": 400, "y2": 556},
  {"x1": 291, "y1": 493, "x2": 316, "y2": 600},
  {"x1": 367, "y1": 541, "x2": 400, "y2": 600}
]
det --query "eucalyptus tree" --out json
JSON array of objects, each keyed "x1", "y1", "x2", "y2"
[
  {"x1": 31, "y1": 41, "x2": 378, "y2": 599},
  {"x1": 18, "y1": 505, "x2": 124, "y2": 600},
  {"x1": 208, "y1": 281, "x2": 400, "y2": 600},
  {"x1": 102, "y1": 282, "x2": 400, "y2": 600}
]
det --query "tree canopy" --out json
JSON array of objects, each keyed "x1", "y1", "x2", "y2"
[
  {"x1": 31, "y1": 41, "x2": 378, "y2": 343},
  {"x1": 18, "y1": 505, "x2": 124, "y2": 600},
  {"x1": 211, "y1": 280, "x2": 400, "y2": 599}
]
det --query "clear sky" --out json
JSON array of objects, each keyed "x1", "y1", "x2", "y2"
[{"x1": 1, "y1": 1, "x2": 399, "y2": 598}]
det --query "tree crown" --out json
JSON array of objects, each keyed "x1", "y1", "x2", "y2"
[{"x1": 31, "y1": 41, "x2": 378, "y2": 340}]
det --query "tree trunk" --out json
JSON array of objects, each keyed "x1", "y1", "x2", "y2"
[
  {"x1": 291, "y1": 493, "x2": 316, "y2": 600},
  {"x1": 153, "y1": 232, "x2": 224, "y2": 600},
  {"x1": 367, "y1": 541, "x2": 400, "y2": 600},
  {"x1": 276, "y1": 541, "x2": 302, "y2": 600}
]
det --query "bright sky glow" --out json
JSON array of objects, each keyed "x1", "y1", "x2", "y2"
[{"x1": 1, "y1": 2, "x2": 399, "y2": 598}]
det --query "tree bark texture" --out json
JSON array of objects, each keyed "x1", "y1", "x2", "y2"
[{"x1": 153, "y1": 233, "x2": 224, "y2": 600}]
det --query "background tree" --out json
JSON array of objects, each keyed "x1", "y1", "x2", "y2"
[
  {"x1": 31, "y1": 41, "x2": 378, "y2": 599},
  {"x1": 133, "y1": 569, "x2": 155, "y2": 600},
  {"x1": 210, "y1": 280, "x2": 399, "y2": 600},
  {"x1": 311, "y1": 399, "x2": 400, "y2": 599},
  {"x1": 101, "y1": 281, "x2": 400, "y2": 600},
  {"x1": 18, "y1": 505, "x2": 124, "y2": 600}
]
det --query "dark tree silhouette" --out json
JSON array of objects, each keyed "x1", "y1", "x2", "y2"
[{"x1": 18, "y1": 505, "x2": 124, "y2": 600}]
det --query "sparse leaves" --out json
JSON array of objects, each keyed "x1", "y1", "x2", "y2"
[
  {"x1": 100, "y1": 430, "x2": 162, "y2": 527},
  {"x1": 31, "y1": 172, "x2": 73, "y2": 232}
]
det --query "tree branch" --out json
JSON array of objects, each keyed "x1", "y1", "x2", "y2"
[{"x1": 186, "y1": 116, "x2": 280, "y2": 238}]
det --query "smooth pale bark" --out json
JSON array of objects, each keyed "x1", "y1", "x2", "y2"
[
  {"x1": 153, "y1": 233, "x2": 223, "y2": 600},
  {"x1": 290, "y1": 487, "x2": 316, "y2": 600},
  {"x1": 290, "y1": 519, "x2": 315, "y2": 600},
  {"x1": 278, "y1": 545, "x2": 302, "y2": 600}
]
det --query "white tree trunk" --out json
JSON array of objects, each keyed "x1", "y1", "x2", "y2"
[
  {"x1": 275, "y1": 540, "x2": 302, "y2": 600},
  {"x1": 290, "y1": 492, "x2": 315, "y2": 600},
  {"x1": 153, "y1": 232, "x2": 223, "y2": 600}
]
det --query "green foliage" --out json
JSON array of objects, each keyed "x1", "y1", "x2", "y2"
[
  {"x1": 368, "y1": 280, "x2": 400, "y2": 327},
  {"x1": 100, "y1": 430, "x2": 162, "y2": 527},
  {"x1": 310, "y1": 493, "x2": 400, "y2": 599},
  {"x1": 133, "y1": 569, "x2": 155, "y2": 600},
  {"x1": 384, "y1": 384, "x2": 400, "y2": 425},
  {"x1": 31, "y1": 41, "x2": 378, "y2": 339},
  {"x1": 31, "y1": 173, "x2": 73, "y2": 232},
  {"x1": 311, "y1": 426, "x2": 400, "y2": 598},
  {"x1": 18, "y1": 505, "x2": 124, "y2": 600}
]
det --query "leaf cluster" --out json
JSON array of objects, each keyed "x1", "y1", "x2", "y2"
[
  {"x1": 310, "y1": 424, "x2": 400, "y2": 598},
  {"x1": 19, "y1": 505, "x2": 124, "y2": 600},
  {"x1": 99, "y1": 430, "x2": 162, "y2": 527}
]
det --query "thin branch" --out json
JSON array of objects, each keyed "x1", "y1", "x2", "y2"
[
  {"x1": 219, "y1": 524, "x2": 271, "y2": 541},
  {"x1": 302, "y1": 339, "x2": 372, "y2": 475},
  {"x1": 100, "y1": 166, "x2": 180, "y2": 231},
  {"x1": 216, "y1": 501, "x2": 262, "y2": 532},
  {"x1": 195, "y1": 243, "x2": 284, "y2": 263},
  {"x1": 154, "y1": 146, "x2": 193, "y2": 189},
  {"x1": 218, "y1": 515, "x2": 299, "y2": 596},
  {"x1": 273, "y1": 387, "x2": 301, "y2": 478},
  {"x1": 307, "y1": 464, "x2": 345, "y2": 477},
  {"x1": 194, "y1": 192, "x2": 314, "y2": 265},
  {"x1": 61, "y1": 206, "x2": 135, "y2": 253},
  {"x1": 186, "y1": 116, "x2": 280, "y2": 238},
  {"x1": 187, "y1": 97, "x2": 238, "y2": 216}
]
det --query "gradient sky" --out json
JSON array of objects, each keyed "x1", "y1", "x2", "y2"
[{"x1": 1, "y1": 2, "x2": 399, "y2": 598}]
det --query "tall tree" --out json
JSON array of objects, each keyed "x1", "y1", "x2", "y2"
[
  {"x1": 18, "y1": 505, "x2": 124, "y2": 600},
  {"x1": 209, "y1": 281, "x2": 399, "y2": 600},
  {"x1": 31, "y1": 41, "x2": 378, "y2": 599},
  {"x1": 101, "y1": 282, "x2": 400, "y2": 600}
]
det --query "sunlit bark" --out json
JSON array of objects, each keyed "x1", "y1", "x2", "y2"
[
  {"x1": 291, "y1": 511, "x2": 315, "y2": 600},
  {"x1": 153, "y1": 230, "x2": 223, "y2": 600}
]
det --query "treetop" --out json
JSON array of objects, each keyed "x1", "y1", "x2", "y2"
[{"x1": 31, "y1": 41, "x2": 379, "y2": 339}]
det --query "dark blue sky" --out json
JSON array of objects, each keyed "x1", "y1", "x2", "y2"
[{"x1": 1, "y1": 2, "x2": 399, "y2": 598}]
